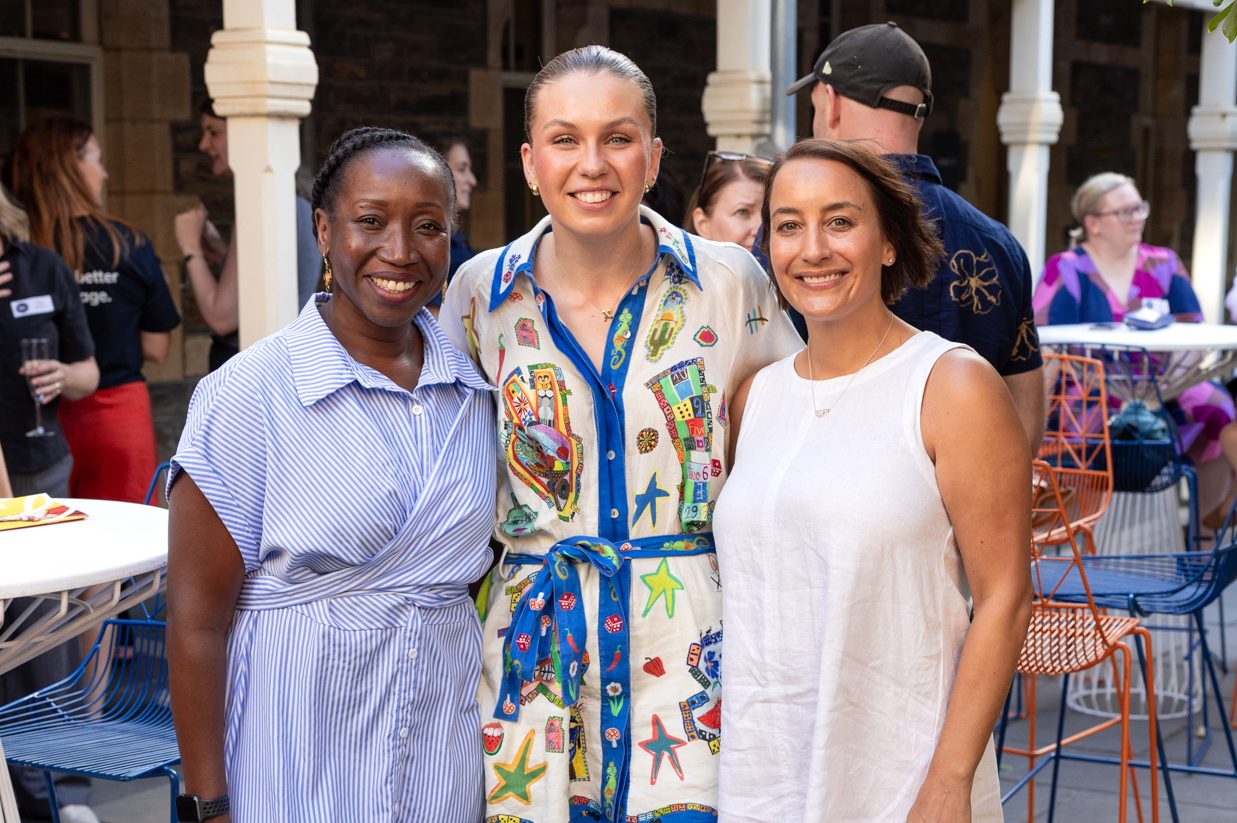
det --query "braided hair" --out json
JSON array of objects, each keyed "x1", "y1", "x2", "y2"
[{"x1": 311, "y1": 126, "x2": 456, "y2": 222}]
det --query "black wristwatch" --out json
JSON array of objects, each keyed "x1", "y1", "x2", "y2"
[{"x1": 176, "y1": 793, "x2": 230, "y2": 821}]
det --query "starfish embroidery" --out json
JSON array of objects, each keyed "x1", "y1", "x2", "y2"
[
  {"x1": 637, "y1": 713, "x2": 687, "y2": 784},
  {"x1": 640, "y1": 558, "x2": 685, "y2": 618},
  {"x1": 631, "y1": 472, "x2": 670, "y2": 528},
  {"x1": 488, "y1": 729, "x2": 548, "y2": 805}
]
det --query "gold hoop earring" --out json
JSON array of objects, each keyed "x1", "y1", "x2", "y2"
[{"x1": 322, "y1": 254, "x2": 333, "y2": 291}]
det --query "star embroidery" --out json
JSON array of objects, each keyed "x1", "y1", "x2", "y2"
[
  {"x1": 631, "y1": 472, "x2": 670, "y2": 528},
  {"x1": 488, "y1": 729, "x2": 548, "y2": 806},
  {"x1": 638, "y1": 713, "x2": 687, "y2": 784},
  {"x1": 640, "y1": 558, "x2": 685, "y2": 618}
]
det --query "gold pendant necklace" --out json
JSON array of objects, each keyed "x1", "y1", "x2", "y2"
[
  {"x1": 807, "y1": 314, "x2": 895, "y2": 418},
  {"x1": 552, "y1": 233, "x2": 650, "y2": 323}
]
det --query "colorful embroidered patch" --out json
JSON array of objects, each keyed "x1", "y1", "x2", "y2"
[
  {"x1": 631, "y1": 472, "x2": 670, "y2": 528},
  {"x1": 569, "y1": 706, "x2": 590, "y2": 781},
  {"x1": 744, "y1": 305, "x2": 768, "y2": 334},
  {"x1": 500, "y1": 494, "x2": 538, "y2": 537},
  {"x1": 501, "y1": 364, "x2": 584, "y2": 521},
  {"x1": 644, "y1": 286, "x2": 688, "y2": 362},
  {"x1": 641, "y1": 557, "x2": 685, "y2": 618},
  {"x1": 638, "y1": 713, "x2": 688, "y2": 784},
  {"x1": 645, "y1": 358, "x2": 716, "y2": 532},
  {"x1": 693, "y1": 325, "x2": 718, "y2": 347},
  {"x1": 507, "y1": 290, "x2": 524, "y2": 302},
  {"x1": 462, "y1": 297, "x2": 480, "y2": 359},
  {"x1": 520, "y1": 656, "x2": 565, "y2": 709},
  {"x1": 488, "y1": 729, "x2": 548, "y2": 805},
  {"x1": 948, "y1": 249, "x2": 1000, "y2": 314},
  {"x1": 609, "y1": 308, "x2": 635, "y2": 371},
  {"x1": 679, "y1": 690, "x2": 722, "y2": 755},
  {"x1": 483, "y1": 722, "x2": 505, "y2": 755},
  {"x1": 636, "y1": 427, "x2": 659, "y2": 454},
  {"x1": 515, "y1": 317, "x2": 539, "y2": 349},
  {"x1": 545, "y1": 716, "x2": 565, "y2": 753},
  {"x1": 603, "y1": 761, "x2": 619, "y2": 817}
]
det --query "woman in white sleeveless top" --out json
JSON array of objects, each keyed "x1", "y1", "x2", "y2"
[{"x1": 714, "y1": 139, "x2": 1032, "y2": 822}]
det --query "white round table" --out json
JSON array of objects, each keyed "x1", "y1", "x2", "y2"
[
  {"x1": 1039, "y1": 324, "x2": 1237, "y2": 722},
  {"x1": 0, "y1": 498, "x2": 167, "y2": 822}
]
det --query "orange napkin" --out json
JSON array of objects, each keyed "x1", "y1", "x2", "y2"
[{"x1": 0, "y1": 493, "x2": 88, "y2": 532}]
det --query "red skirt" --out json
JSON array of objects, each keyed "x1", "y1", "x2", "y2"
[{"x1": 59, "y1": 381, "x2": 157, "y2": 504}]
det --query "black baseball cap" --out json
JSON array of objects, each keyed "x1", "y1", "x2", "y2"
[{"x1": 785, "y1": 21, "x2": 933, "y2": 120}]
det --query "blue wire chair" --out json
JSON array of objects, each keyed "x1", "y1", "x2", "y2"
[
  {"x1": 1044, "y1": 520, "x2": 1237, "y2": 801},
  {"x1": 0, "y1": 462, "x2": 178, "y2": 822}
]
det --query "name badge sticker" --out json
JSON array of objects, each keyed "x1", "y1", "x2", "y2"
[{"x1": 11, "y1": 295, "x2": 55, "y2": 318}]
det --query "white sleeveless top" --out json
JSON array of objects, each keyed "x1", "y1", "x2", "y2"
[{"x1": 713, "y1": 331, "x2": 1002, "y2": 823}]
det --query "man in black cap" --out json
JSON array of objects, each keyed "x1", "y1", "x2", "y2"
[{"x1": 787, "y1": 21, "x2": 1044, "y2": 446}]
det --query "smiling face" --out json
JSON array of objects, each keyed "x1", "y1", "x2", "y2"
[
  {"x1": 521, "y1": 71, "x2": 661, "y2": 242},
  {"x1": 445, "y1": 143, "x2": 477, "y2": 211},
  {"x1": 694, "y1": 176, "x2": 764, "y2": 248},
  {"x1": 768, "y1": 157, "x2": 894, "y2": 324},
  {"x1": 315, "y1": 147, "x2": 452, "y2": 332},
  {"x1": 77, "y1": 134, "x2": 108, "y2": 206},
  {"x1": 198, "y1": 113, "x2": 229, "y2": 177}
]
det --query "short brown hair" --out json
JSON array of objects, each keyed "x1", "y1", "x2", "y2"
[{"x1": 760, "y1": 138, "x2": 943, "y2": 305}]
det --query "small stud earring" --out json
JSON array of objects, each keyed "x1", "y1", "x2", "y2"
[
  {"x1": 322, "y1": 254, "x2": 333, "y2": 291},
  {"x1": 530, "y1": 183, "x2": 540, "y2": 196},
  {"x1": 887, "y1": 258, "x2": 895, "y2": 265},
  {"x1": 645, "y1": 181, "x2": 653, "y2": 193}
]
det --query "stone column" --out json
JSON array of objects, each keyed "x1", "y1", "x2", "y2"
[
  {"x1": 996, "y1": 0, "x2": 1063, "y2": 280},
  {"x1": 701, "y1": 0, "x2": 772, "y2": 153},
  {"x1": 1187, "y1": 22, "x2": 1237, "y2": 323},
  {"x1": 204, "y1": 0, "x2": 317, "y2": 345}
]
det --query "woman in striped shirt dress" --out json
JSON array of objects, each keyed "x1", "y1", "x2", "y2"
[
  {"x1": 167, "y1": 128, "x2": 496, "y2": 823},
  {"x1": 442, "y1": 47, "x2": 801, "y2": 822}
]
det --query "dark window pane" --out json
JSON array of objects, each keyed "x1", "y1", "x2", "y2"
[
  {"x1": 1075, "y1": 0, "x2": 1141, "y2": 47},
  {"x1": 23, "y1": 60, "x2": 90, "y2": 124},
  {"x1": 0, "y1": 0, "x2": 26, "y2": 38},
  {"x1": 0, "y1": 58, "x2": 18, "y2": 184},
  {"x1": 886, "y1": 0, "x2": 968, "y2": 23},
  {"x1": 32, "y1": 0, "x2": 79, "y2": 41}
]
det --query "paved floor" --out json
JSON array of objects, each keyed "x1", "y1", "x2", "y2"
[{"x1": 16, "y1": 604, "x2": 1237, "y2": 822}]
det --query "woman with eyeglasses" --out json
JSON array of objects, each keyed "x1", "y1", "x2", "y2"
[
  {"x1": 684, "y1": 151, "x2": 771, "y2": 249},
  {"x1": 1034, "y1": 172, "x2": 1237, "y2": 527}
]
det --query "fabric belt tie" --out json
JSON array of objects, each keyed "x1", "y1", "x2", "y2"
[{"x1": 494, "y1": 532, "x2": 714, "y2": 823}]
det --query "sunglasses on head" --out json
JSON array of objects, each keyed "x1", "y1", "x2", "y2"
[{"x1": 697, "y1": 150, "x2": 773, "y2": 194}]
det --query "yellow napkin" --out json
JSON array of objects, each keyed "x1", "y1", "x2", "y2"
[{"x1": 0, "y1": 493, "x2": 88, "y2": 532}]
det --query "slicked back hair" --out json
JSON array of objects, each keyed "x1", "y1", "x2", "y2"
[{"x1": 523, "y1": 45, "x2": 657, "y2": 141}]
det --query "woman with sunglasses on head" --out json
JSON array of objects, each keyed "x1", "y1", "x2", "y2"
[
  {"x1": 442, "y1": 45, "x2": 800, "y2": 823},
  {"x1": 684, "y1": 151, "x2": 770, "y2": 250},
  {"x1": 1035, "y1": 172, "x2": 1237, "y2": 527}
]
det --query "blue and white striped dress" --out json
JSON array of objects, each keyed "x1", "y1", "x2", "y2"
[{"x1": 171, "y1": 296, "x2": 497, "y2": 823}]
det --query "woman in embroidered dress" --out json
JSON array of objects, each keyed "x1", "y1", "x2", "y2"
[
  {"x1": 168, "y1": 128, "x2": 495, "y2": 822},
  {"x1": 1034, "y1": 172, "x2": 1237, "y2": 527},
  {"x1": 442, "y1": 46, "x2": 800, "y2": 823},
  {"x1": 713, "y1": 139, "x2": 1031, "y2": 821}
]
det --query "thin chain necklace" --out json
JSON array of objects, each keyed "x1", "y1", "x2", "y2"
[
  {"x1": 550, "y1": 233, "x2": 650, "y2": 322},
  {"x1": 807, "y1": 314, "x2": 895, "y2": 418}
]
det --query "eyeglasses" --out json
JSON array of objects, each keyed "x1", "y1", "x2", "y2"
[
  {"x1": 697, "y1": 150, "x2": 773, "y2": 195},
  {"x1": 1093, "y1": 201, "x2": 1150, "y2": 224}
]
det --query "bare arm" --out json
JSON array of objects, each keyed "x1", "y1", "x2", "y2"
[
  {"x1": 909, "y1": 350, "x2": 1033, "y2": 822},
  {"x1": 1003, "y1": 367, "x2": 1045, "y2": 451},
  {"x1": 0, "y1": 442, "x2": 12, "y2": 497},
  {"x1": 141, "y1": 331, "x2": 171, "y2": 365},
  {"x1": 176, "y1": 205, "x2": 239, "y2": 336},
  {"x1": 725, "y1": 370, "x2": 758, "y2": 470},
  {"x1": 167, "y1": 471, "x2": 244, "y2": 818}
]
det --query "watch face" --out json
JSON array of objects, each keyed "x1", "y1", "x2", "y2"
[{"x1": 175, "y1": 795, "x2": 199, "y2": 821}]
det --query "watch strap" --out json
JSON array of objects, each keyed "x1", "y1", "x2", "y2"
[{"x1": 176, "y1": 793, "x2": 230, "y2": 821}]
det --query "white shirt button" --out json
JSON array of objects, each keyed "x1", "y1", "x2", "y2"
[
  {"x1": 606, "y1": 450, "x2": 616, "y2": 461},
  {"x1": 610, "y1": 508, "x2": 620, "y2": 519},
  {"x1": 408, "y1": 648, "x2": 417, "y2": 661},
  {"x1": 399, "y1": 727, "x2": 409, "y2": 739},
  {"x1": 412, "y1": 404, "x2": 424, "y2": 416}
]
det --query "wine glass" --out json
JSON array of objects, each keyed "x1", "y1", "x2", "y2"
[{"x1": 20, "y1": 337, "x2": 55, "y2": 438}]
